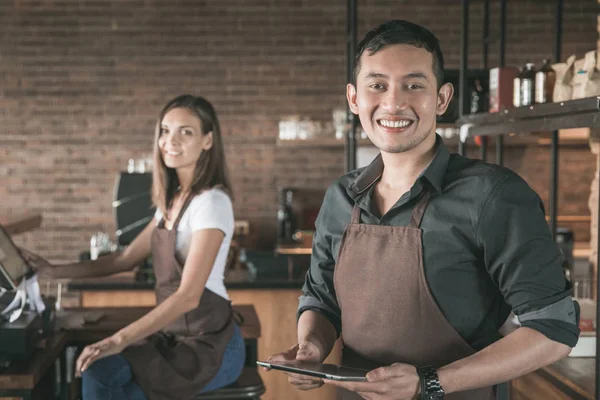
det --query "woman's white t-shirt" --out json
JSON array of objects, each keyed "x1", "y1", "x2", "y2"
[{"x1": 154, "y1": 188, "x2": 233, "y2": 300}]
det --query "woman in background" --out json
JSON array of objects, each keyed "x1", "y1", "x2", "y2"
[{"x1": 22, "y1": 94, "x2": 245, "y2": 400}]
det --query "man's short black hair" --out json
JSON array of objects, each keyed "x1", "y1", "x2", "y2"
[{"x1": 354, "y1": 20, "x2": 445, "y2": 90}]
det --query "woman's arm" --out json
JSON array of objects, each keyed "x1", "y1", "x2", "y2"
[
  {"x1": 22, "y1": 220, "x2": 155, "y2": 279},
  {"x1": 76, "y1": 227, "x2": 225, "y2": 373},
  {"x1": 115, "y1": 228, "x2": 224, "y2": 344}
]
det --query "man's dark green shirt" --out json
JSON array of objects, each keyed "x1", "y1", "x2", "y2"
[{"x1": 299, "y1": 135, "x2": 579, "y2": 350}]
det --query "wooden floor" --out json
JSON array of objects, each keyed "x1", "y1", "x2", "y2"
[{"x1": 229, "y1": 289, "x2": 341, "y2": 400}]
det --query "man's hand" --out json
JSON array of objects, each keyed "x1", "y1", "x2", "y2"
[
  {"x1": 266, "y1": 340, "x2": 326, "y2": 391},
  {"x1": 20, "y1": 248, "x2": 56, "y2": 279},
  {"x1": 324, "y1": 363, "x2": 421, "y2": 400}
]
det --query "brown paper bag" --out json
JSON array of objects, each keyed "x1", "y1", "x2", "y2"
[
  {"x1": 572, "y1": 50, "x2": 600, "y2": 99},
  {"x1": 552, "y1": 55, "x2": 575, "y2": 102}
]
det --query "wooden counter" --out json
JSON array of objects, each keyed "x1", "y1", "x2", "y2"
[
  {"x1": 63, "y1": 305, "x2": 260, "y2": 345},
  {"x1": 64, "y1": 273, "x2": 338, "y2": 400},
  {"x1": 512, "y1": 358, "x2": 594, "y2": 400}
]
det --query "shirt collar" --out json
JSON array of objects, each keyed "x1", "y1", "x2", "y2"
[{"x1": 346, "y1": 134, "x2": 450, "y2": 199}]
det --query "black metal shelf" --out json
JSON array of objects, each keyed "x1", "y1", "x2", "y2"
[
  {"x1": 345, "y1": 1, "x2": 598, "y2": 398},
  {"x1": 457, "y1": 97, "x2": 600, "y2": 137}
]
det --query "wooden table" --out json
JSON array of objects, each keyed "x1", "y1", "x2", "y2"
[
  {"x1": 0, "y1": 332, "x2": 68, "y2": 400},
  {"x1": 64, "y1": 305, "x2": 260, "y2": 343},
  {"x1": 63, "y1": 305, "x2": 261, "y2": 367},
  {"x1": 511, "y1": 357, "x2": 594, "y2": 400},
  {"x1": 542, "y1": 358, "x2": 594, "y2": 399},
  {"x1": 274, "y1": 246, "x2": 312, "y2": 255}
]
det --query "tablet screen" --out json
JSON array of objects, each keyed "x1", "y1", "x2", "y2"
[
  {"x1": 0, "y1": 225, "x2": 32, "y2": 290},
  {"x1": 257, "y1": 360, "x2": 368, "y2": 381}
]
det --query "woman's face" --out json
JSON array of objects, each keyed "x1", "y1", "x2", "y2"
[{"x1": 157, "y1": 107, "x2": 213, "y2": 171}]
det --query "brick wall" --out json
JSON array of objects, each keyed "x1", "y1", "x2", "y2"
[{"x1": 0, "y1": 0, "x2": 597, "y2": 261}]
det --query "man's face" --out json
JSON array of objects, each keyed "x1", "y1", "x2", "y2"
[{"x1": 347, "y1": 44, "x2": 453, "y2": 154}]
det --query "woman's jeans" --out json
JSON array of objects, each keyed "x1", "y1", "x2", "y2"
[{"x1": 82, "y1": 324, "x2": 246, "y2": 399}]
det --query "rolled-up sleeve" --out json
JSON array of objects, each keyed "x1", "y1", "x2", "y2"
[
  {"x1": 476, "y1": 173, "x2": 580, "y2": 347},
  {"x1": 297, "y1": 187, "x2": 342, "y2": 335}
]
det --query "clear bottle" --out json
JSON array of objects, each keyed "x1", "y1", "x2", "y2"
[
  {"x1": 277, "y1": 189, "x2": 296, "y2": 244},
  {"x1": 127, "y1": 159, "x2": 136, "y2": 173},
  {"x1": 520, "y1": 63, "x2": 536, "y2": 106},
  {"x1": 535, "y1": 59, "x2": 556, "y2": 104},
  {"x1": 555, "y1": 228, "x2": 574, "y2": 281},
  {"x1": 470, "y1": 78, "x2": 486, "y2": 114},
  {"x1": 513, "y1": 67, "x2": 523, "y2": 107}
]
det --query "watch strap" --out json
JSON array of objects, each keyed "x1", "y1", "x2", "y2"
[{"x1": 417, "y1": 365, "x2": 445, "y2": 400}]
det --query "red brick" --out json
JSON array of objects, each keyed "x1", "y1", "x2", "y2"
[{"x1": 0, "y1": 0, "x2": 596, "y2": 261}]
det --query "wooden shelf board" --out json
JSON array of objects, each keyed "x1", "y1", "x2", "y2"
[
  {"x1": 457, "y1": 97, "x2": 600, "y2": 137},
  {"x1": 276, "y1": 124, "x2": 456, "y2": 148},
  {"x1": 275, "y1": 246, "x2": 312, "y2": 255},
  {"x1": 276, "y1": 137, "x2": 373, "y2": 148},
  {"x1": 0, "y1": 212, "x2": 42, "y2": 235},
  {"x1": 545, "y1": 215, "x2": 591, "y2": 223},
  {"x1": 574, "y1": 241, "x2": 591, "y2": 259},
  {"x1": 445, "y1": 134, "x2": 591, "y2": 150},
  {"x1": 276, "y1": 130, "x2": 590, "y2": 150}
]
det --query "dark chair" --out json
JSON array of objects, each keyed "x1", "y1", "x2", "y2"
[{"x1": 195, "y1": 367, "x2": 265, "y2": 399}]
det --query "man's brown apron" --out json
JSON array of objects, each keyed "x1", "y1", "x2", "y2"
[
  {"x1": 334, "y1": 189, "x2": 495, "y2": 399},
  {"x1": 123, "y1": 196, "x2": 235, "y2": 400}
]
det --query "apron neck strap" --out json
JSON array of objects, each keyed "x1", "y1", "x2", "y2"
[
  {"x1": 408, "y1": 190, "x2": 431, "y2": 228},
  {"x1": 351, "y1": 203, "x2": 362, "y2": 224},
  {"x1": 173, "y1": 194, "x2": 193, "y2": 229},
  {"x1": 159, "y1": 193, "x2": 194, "y2": 229}
]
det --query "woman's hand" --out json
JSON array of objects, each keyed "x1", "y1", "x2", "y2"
[
  {"x1": 75, "y1": 334, "x2": 127, "y2": 377},
  {"x1": 19, "y1": 248, "x2": 56, "y2": 279}
]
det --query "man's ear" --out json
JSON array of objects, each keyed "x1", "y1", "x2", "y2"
[
  {"x1": 436, "y1": 82, "x2": 454, "y2": 116},
  {"x1": 346, "y1": 83, "x2": 359, "y2": 115}
]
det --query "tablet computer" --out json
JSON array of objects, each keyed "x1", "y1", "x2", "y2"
[
  {"x1": 0, "y1": 224, "x2": 34, "y2": 291},
  {"x1": 256, "y1": 360, "x2": 368, "y2": 382}
]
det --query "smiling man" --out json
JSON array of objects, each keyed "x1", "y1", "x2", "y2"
[{"x1": 268, "y1": 20, "x2": 579, "y2": 400}]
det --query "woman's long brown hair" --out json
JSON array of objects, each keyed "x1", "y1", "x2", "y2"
[{"x1": 152, "y1": 94, "x2": 232, "y2": 214}]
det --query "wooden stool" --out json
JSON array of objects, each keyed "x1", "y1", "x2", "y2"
[{"x1": 194, "y1": 367, "x2": 265, "y2": 399}]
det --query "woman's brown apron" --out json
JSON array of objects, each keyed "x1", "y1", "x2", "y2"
[
  {"x1": 333, "y1": 189, "x2": 495, "y2": 399},
  {"x1": 123, "y1": 197, "x2": 235, "y2": 400}
]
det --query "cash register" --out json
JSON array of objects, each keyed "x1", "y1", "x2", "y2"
[{"x1": 0, "y1": 225, "x2": 43, "y2": 365}]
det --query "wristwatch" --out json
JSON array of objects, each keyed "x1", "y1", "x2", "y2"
[{"x1": 417, "y1": 365, "x2": 445, "y2": 400}]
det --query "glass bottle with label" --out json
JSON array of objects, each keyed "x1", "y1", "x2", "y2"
[
  {"x1": 535, "y1": 59, "x2": 556, "y2": 104},
  {"x1": 520, "y1": 63, "x2": 536, "y2": 106},
  {"x1": 513, "y1": 66, "x2": 523, "y2": 108}
]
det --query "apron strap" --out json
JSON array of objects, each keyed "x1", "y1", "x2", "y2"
[
  {"x1": 158, "y1": 193, "x2": 194, "y2": 229},
  {"x1": 350, "y1": 204, "x2": 361, "y2": 224},
  {"x1": 408, "y1": 190, "x2": 431, "y2": 228},
  {"x1": 172, "y1": 193, "x2": 194, "y2": 229}
]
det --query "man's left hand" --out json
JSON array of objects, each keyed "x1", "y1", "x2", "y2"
[
  {"x1": 75, "y1": 334, "x2": 127, "y2": 377},
  {"x1": 324, "y1": 363, "x2": 421, "y2": 400}
]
